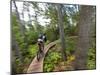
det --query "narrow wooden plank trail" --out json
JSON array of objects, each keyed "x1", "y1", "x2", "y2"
[{"x1": 27, "y1": 41, "x2": 58, "y2": 73}]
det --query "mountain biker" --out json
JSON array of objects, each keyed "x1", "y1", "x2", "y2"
[
  {"x1": 37, "y1": 33, "x2": 47, "y2": 54},
  {"x1": 37, "y1": 34, "x2": 44, "y2": 53}
]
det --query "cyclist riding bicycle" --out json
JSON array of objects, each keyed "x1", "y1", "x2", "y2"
[
  {"x1": 37, "y1": 34, "x2": 44, "y2": 53},
  {"x1": 37, "y1": 33, "x2": 47, "y2": 61}
]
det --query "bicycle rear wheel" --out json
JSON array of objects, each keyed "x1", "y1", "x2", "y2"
[
  {"x1": 37, "y1": 51, "x2": 40, "y2": 61},
  {"x1": 37, "y1": 50, "x2": 43, "y2": 61}
]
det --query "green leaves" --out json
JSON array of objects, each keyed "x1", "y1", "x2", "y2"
[
  {"x1": 49, "y1": 52, "x2": 61, "y2": 63},
  {"x1": 87, "y1": 48, "x2": 96, "y2": 69},
  {"x1": 65, "y1": 36, "x2": 77, "y2": 55},
  {"x1": 44, "y1": 64, "x2": 54, "y2": 72},
  {"x1": 44, "y1": 49, "x2": 61, "y2": 72},
  {"x1": 87, "y1": 37, "x2": 96, "y2": 69},
  {"x1": 28, "y1": 45, "x2": 38, "y2": 58},
  {"x1": 25, "y1": 30, "x2": 38, "y2": 44}
]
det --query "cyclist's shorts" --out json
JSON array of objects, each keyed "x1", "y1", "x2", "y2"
[{"x1": 38, "y1": 41, "x2": 43, "y2": 45}]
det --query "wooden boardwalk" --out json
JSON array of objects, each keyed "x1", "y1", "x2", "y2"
[{"x1": 27, "y1": 41, "x2": 58, "y2": 73}]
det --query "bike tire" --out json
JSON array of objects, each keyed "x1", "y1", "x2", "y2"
[{"x1": 37, "y1": 51, "x2": 40, "y2": 61}]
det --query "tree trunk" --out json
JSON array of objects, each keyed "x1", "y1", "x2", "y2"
[
  {"x1": 12, "y1": 35, "x2": 23, "y2": 63},
  {"x1": 56, "y1": 4, "x2": 67, "y2": 61},
  {"x1": 74, "y1": 6, "x2": 94, "y2": 70},
  {"x1": 13, "y1": 0, "x2": 29, "y2": 50}
]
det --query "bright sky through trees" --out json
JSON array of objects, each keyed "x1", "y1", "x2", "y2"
[
  {"x1": 12, "y1": 1, "x2": 50, "y2": 26},
  {"x1": 12, "y1": 1, "x2": 79, "y2": 26}
]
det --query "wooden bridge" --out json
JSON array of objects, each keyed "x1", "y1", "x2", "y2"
[{"x1": 27, "y1": 41, "x2": 58, "y2": 73}]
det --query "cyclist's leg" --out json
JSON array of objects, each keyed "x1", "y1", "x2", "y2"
[
  {"x1": 37, "y1": 51, "x2": 39, "y2": 61},
  {"x1": 38, "y1": 43, "x2": 43, "y2": 59},
  {"x1": 42, "y1": 42, "x2": 44, "y2": 50},
  {"x1": 41, "y1": 42, "x2": 44, "y2": 56},
  {"x1": 37, "y1": 43, "x2": 41, "y2": 61}
]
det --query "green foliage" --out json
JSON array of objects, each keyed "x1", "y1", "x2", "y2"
[
  {"x1": 47, "y1": 52, "x2": 61, "y2": 63},
  {"x1": 45, "y1": 27, "x2": 59, "y2": 42},
  {"x1": 44, "y1": 50, "x2": 61, "y2": 72},
  {"x1": 44, "y1": 64, "x2": 54, "y2": 72},
  {"x1": 87, "y1": 37, "x2": 96, "y2": 69},
  {"x1": 28, "y1": 44, "x2": 38, "y2": 58},
  {"x1": 15, "y1": 58, "x2": 23, "y2": 73},
  {"x1": 65, "y1": 25, "x2": 77, "y2": 36},
  {"x1": 87, "y1": 41, "x2": 96, "y2": 69},
  {"x1": 65, "y1": 36, "x2": 77, "y2": 55},
  {"x1": 43, "y1": 36, "x2": 77, "y2": 72},
  {"x1": 25, "y1": 30, "x2": 38, "y2": 44},
  {"x1": 12, "y1": 13, "x2": 39, "y2": 73}
]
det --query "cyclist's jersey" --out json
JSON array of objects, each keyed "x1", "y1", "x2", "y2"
[{"x1": 38, "y1": 38, "x2": 43, "y2": 43}]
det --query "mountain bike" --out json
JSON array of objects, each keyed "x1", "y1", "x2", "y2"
[{"x1": 37, "y1": 42, "x2": 44, "y2": 61}]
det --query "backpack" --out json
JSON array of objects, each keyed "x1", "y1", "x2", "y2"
[{"x1": 43, "y1": 35, "x2": 47, "y2": 42}]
